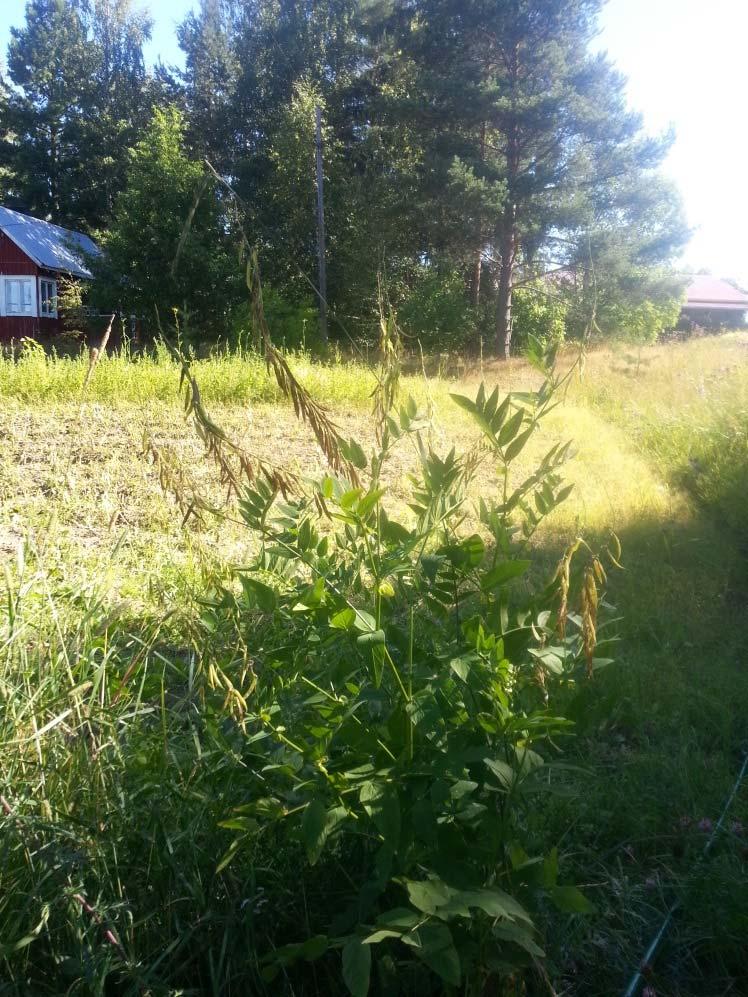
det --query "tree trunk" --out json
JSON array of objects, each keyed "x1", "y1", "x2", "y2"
[
  {"x1": 470, "y1": 249, "x2": 482, "y2": 308},
  {"x1": 314, "y1": 105, "x2": 328, "y2": 344},
  {"x1": 49, "y1": 123, "x2": 60, "y2": 222},
  {"x1": 497, "y1": 40, "x2": 520, "y2": 359},
  {"x1": 496, "y1": 204, "x2": 516, "y2": 359},
  {"x1": 471, "y1": 120, "x2": 487, "y2": 308}
]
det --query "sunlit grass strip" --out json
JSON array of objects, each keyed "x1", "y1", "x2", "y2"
[{"x1": 0, "y1": 340, "x2": 444, "y2": 409}]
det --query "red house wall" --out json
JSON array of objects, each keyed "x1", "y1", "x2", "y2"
[
  {"x1": 0, "y1": 231, "x2": 64, "y2": 341},
  {"x1": 0, "y1": 230, "x2": 37, "y2": 273}
]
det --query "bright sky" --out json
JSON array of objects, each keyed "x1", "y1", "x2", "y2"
[{"x1": 1, "y1": 0, "x2": 746, "y2": 284}]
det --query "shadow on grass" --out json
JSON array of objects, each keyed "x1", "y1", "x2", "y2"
[{"x1": 537, "y1": 503, "x2": 748, "y2": 996}]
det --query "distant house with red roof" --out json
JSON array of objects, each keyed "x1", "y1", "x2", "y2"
[
  {"x1": 681, "y1": 275, "x2": 748, "y2": 327},
  {"x1": 0, "y1": 206, "x2": 101, "y2": 342}
]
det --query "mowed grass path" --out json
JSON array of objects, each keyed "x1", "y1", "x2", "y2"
[
  {"x1": 1, "y1": 340, "x2": 682, "y2": 600},
  {"x1": 1, "y1": 333, "x2": 747, "y2": 994}
]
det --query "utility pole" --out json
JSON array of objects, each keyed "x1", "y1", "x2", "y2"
[{"x1": 315, "y1": 104, "x2": 328, "y2": 344}]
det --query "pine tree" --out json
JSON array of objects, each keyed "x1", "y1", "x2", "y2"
[{"x1": 385, "y1": 0, "x2": 688, "y2": 356}]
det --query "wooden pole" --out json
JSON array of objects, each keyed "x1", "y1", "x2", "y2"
[{"x1": 315, "y1": 104, "x2": 328, "y2": 344}]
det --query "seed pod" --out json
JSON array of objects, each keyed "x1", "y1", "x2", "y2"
[{"x1": 581, "y1": 566, "x2": 598, "y2": 679}]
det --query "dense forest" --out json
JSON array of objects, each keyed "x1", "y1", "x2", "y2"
[{"x1": 0, "y1": 0, "x2": 689, "y2": 354}]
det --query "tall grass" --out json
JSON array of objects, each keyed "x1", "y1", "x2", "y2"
[
  {"x1": 3, "y1": 332, "x2": 748, "y2": 995},
  {"x1": 0, "y1": 340, "x2": 433, "y2": 408},
  {"x1": 0, "y1": 569, "x2": 272, "y2": 994},
  {"x1": 537, "y1": 333, "x2": 748, "y2": 994},
  {"x1": 571, "y1": 332, "x2": 748, "y2": 542}
]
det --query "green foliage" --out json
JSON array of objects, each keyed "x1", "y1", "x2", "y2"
[
  {"x1": 1, "y1": 0, "x2": 96, "y2": 224},
  {"x1": 196, "y1": 341, "x2": 615, "y2": 992},
  {"x1": 375, "y1": 0, "x2": 688, "y2": 355},
  {"x1": 0, "y1": 0, "x2": 688, "y2": 354},
  {"x1": 0, "y1": 337, "x2": 391, "y2": 406},
  {"x1": 177, "y1": 0, "x2": 240, "y2": 164},
  {"x1": 5, "y1": 333, "x2": 748, "y2": 994},
  {"x1": 512, "y1": 282, "x2": 568, "y2": 350},
  {"x1": 90, "y1": 106, "x2": 241, "y2": 339},
  {"x1": 229, "y1": 287, "x2": 320, "y2": 351},
  {"x1": 605, "y1": 296, "x2": 683, "y2": 346},
  {"x1": 0, "y1": 333, "x2": 622, "y2": 995},
  {"x1": 0, "y1": 0, "x2": 158, "y2": 226},
  {"x1": 397, "y1": 266, "x2": 480, "y2": 351}
]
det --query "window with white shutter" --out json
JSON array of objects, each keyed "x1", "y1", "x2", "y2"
[{"x1": 2, "y1": 277, "x2": 37, "y2": 317}]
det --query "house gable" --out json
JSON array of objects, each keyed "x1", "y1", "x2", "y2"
[
  {"x1": 0, "y1": 229, "x2": 38, "y2": 275},
  {"x1": 0, "y1": 206, "x2": 100, "y2": 279}
]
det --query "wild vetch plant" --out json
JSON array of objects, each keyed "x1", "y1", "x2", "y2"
[{"x1": 168, "y1": 284, "x2": 623, "y2": 994}]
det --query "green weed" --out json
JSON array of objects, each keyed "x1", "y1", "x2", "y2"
[{"x1": 2, "y1": 331, "x2": 748, "y2": 994}]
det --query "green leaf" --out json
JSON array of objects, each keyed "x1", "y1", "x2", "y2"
[
  {"x1": 492, "y1": 922, "x2": 545, "y2": 957},
  {"x1": 498, "y1": 408, "x2": 524, "y2": 447},
  {"x1": 481, "y1": 560, "x2": 530, "y2": 591},
  {"x1": 543, "y1": 848, "x2": 559, "y2": 889},
  {"x1": 301, "y1": 800, "x2": 327, "y2": 865},
  {"x1": 263, "y1": 935, "x2": 329, "y2": 970},
  {"x1": 343, "y1": 440, "x2": 368, "y2": 470},
  {"x1": 505, "y1": 426, "x2": 534, "y2": 461},
  {"x1": 376, "y1": 908, "x2": 421, "y2": 931},
  {"x1": 450, "y1": 393, "x2": 476, "y2": 415},
  {"x1": 302, "y1": 935, "x2": 330, "y2": 959},
  {"x1": 294, "y1": 576, "x2": 326, "y2": 611},
  {"x1": 353, "y1": 609, "x2": 377, "y2": 633},
  {"x1": 405, "y1": 879, "x2": 451, "y2": 915},
  {"x1": 491, "y1": 393, "x2": 512, "y2": 432},
  {"x1": 340, "y1": 488, "x2": 363, "y2": 510},
  {"x1": 217, "y1": 816, "x2": 258, "y2": 833},
  {"x1": 483, "y1": 757, "x2": 514, "y2": 788},
  {"x1": 449, "y1": 656, "x2": 471, "y2": 681},
  {"x1": 330, "y1": 607, "x2": 356, "y2": 630},
  {"x1": 550, "y1": 885, "x2": 596, "y2": 914},
  {"x1": 356, "y1": 629, "x2": 385, "y2": 647},
  {"x1": 370, "y1": 641, "x2": 385, "y2": 687},
  {"x1": 215, "y1": 837, "x2": 242, "y2": 874},
  {"x1": 342, "y1": 937, "x2": 371, "y2": 997},
  {"x1": 439, "y1": 888, "x2": 533, "y2": 925},
  {"x1": 380, "y1": 518, "x2": 412, "y2": 545},
  {"x1": 442, "y1": 533, "x2": 485, "y2": 568},
  {"x1": 362, "y1": 929, "x2": 401, "y2": 944},
  {"x1": 405, "y1": 923, "x2": 461, "y2": 986},
  {"x1": 297, "y1": 518, "x2": 313, "y2": 550},
  {"x1": 239, "y1": 576, "x2": 277, "y2": 612},
  {"x1": 358, "y1": 487, "x2": 386, "y2": 519},
  {"x1": 450, "y1": 780, "x2": 477, "y2": 800},
  {"x1": 450, "y1": 391, "x2": 495, "y2": 439},
  {"x1": 301, "y1": 801, "x2": 345, "y2": 865},
  {"x1": 360, "y1": 783, "x2": 401, "y2": 845}
]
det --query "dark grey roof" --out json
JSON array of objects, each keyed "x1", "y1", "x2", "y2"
[{"x1": 0, "y1": 206, "x2": 101, "y2": 279}]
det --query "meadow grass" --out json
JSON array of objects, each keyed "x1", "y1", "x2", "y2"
[
  {"x1": 0, "y1": 338, "x2": 441, "y2": 409},
  {"x1": 1, "y1": 332, "x2": 747, "y2": 995}
]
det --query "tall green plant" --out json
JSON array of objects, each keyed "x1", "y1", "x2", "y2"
[{"x1": 183, "y1": 312, "x2": 621, "y2": 990}]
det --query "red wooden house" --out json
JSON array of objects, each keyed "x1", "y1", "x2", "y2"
[{"x1": 0, "y1": 206, "x2": 101, "y2": 342}]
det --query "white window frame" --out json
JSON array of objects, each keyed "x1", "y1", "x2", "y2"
[
  {"x1": 0, "y1": 276, "x2": 37, "y2": 318},
  {"x1": 39, "y1": 277, "x2": 58, "y2": 319}
]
